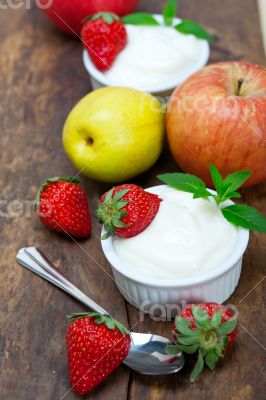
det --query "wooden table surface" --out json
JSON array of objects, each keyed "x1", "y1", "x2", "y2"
[{"x1": 0, "y1": 1, "x2": 265, "y2": 399}]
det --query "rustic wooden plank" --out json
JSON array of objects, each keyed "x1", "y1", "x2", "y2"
[{"x1": 0, "y1": 0, "x2": 265, "y2": 399}]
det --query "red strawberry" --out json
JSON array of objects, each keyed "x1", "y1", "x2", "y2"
[
  {"x1": 81, "y1": 13, "x2": 127, "y2": 72},
  {"x1": 168, "y1": 302, "x2": 238, "y2": 382},
  {"x1": 66, "y1": 312, "x2": 131, "y2": 395},
  {"x1": 35, "y1": 177, "x2": 91, "y2": 239},
  {"x1": 96, "y1": 184, "x2": 161, "y2": 239}
]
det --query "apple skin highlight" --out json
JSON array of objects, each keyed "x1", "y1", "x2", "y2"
[{"x1": 167, "y1": 61, "x2": 266, "y2": 188}]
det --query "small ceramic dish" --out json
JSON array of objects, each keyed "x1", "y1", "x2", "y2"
[
  {"x1": 101, "y1": 185, "x2": 249, "y2": 315},
  {"x1": 83, "y1": 14, "x2": 210, "y2": 97}
]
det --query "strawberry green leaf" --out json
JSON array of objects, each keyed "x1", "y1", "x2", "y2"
[
  {"x1": 222, "y1": 204, "x2": 266, "y2": 233},
  {"x1": 205, "y1": 350, "x2": 219, "y2": 370},
  {"x1": 217, "y1": 318, "x2": 237, "y2": 335},
  {"x1": 178, "y1": 335, "x2": 201, "y2": 346},
  {"x1": 214, "y1": 338, "x2": 228, "y2": 357},
  {"x1": 90, "y1": 12, "x2": 119, "y2": 23},
  {"x1": 95, "y1": 315, "x2": 105, "y2": 324},
  {"x1": 116, "y1": 201, "x2": 129, "y2": 210},
  {"x1": 166, "y1": 344, "x2": 182, "y2": 355},
  {"x1": 192, "y1": 306, "x2": 212, "y2": 330},
  {"x1": 175, "y1": 343, "x2": 199, "y2": 354},
  {"x1": 122, "y1": 12, "x2": 160, "y2": 26},
  {"x1": 112, "y1": 219, "x2": 127, "y2": 228},
  {"x1": 163, "y1": 0, "x2": 178, "y2": 26},
  {"x1": 175, "y1": 19, "x2": 215, "y2": 41},
  {"x1": 67, "y1": 312, "x2": 98, "y2": 322},
  {"x1": 190, "y1": 350, "x2": 204, "y2": 382},
  {"x1": 210, "y1": 309, "x2": 222, "y2": 329},
  {"x1": 113, "y1": 189, "x2": 129, "y2": 202},
  {"x1": 104, "y1": 188, "x2": 114, "y2": 203},
  {"x1": 105, "y1": 319, "x2": 115, "y2": 329},
  {"x1": 175, "y1": 317, "x2": 201, "y2": 336}
]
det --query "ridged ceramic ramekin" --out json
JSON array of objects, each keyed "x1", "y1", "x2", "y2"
[
  {"x1": 101, "y1": 186, "x2": 249, "y2": 315},
  {"x1": 83, "y1": 15, "x2": 210, "y2": 97}
]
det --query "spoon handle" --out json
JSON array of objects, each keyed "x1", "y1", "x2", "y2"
[{"x1": 16, "y1": 247, "x2": 108, "y2": 315}]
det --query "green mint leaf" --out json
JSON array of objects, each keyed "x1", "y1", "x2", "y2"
[
  {"x1": 163, "y1": 0, "x2": 178, "y2": 26},
  {"x1": 158, "y1": 173, "x2": 209, "y2": 197},
  {"x1": 210, "y1": 309, "x2": 222, "y2": 329},
  {"x1": 122, "y1": 12, "x2": 160, "y2": 26},
  {"x1": 192, "y1": 306, "x2": 211, "y2": 330},
  {"x1": 221, "y1": 191, "x2": 241, "y2": 201},
  {"x1": 175, "y1": 19, "x2": 215, "y2": 41},
  {"x1": 193, "y1": 188, "x2": 213, "y2": 199},
  {"x1": 175, "y1": 343, "x2": 199, "y2": 354},
  {"x1": 217, "y1": 318, "x2": 237, "y2": 335},
  {"x1": 166, "y1": 344, "x2": 181, "y2": 355},
  {"x1": 205, "y1": 350, "x2": 219, "y2": 370},
  {"x1": 222, "y1": 204, "x2": 266, "y2": 233},
  {"x1": 210, "y1": 163, "x2": 224, "y2": 197},
  {"x1": 190, "y1": 350, "x2": 204, "y2": 382},
  {"x1": 223, "y1": 170, "x2": 252, "y2": 193}
]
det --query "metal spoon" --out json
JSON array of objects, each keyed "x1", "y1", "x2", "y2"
[{"x1": 16, "y1": 247, "x2": 184, "y2": 375}]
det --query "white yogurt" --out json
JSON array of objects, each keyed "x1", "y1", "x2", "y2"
[
  {"x1": 113, "y1": 186, "x2": 237, "y2": 279},
  {"x1": 104, "y1": 24, "x2": 203, "y2": 89}
]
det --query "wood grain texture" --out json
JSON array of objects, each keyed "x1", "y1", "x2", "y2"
[{"x1": 0, "y1": 1, "x2": 265, "y2": 399}]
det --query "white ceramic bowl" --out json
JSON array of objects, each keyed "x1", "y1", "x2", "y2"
[
  {"x1": 83, "y1": 14, "x2": 210, "y2": 97},
  {"x1": 101, "y1": 186, "x2": 249, "y2": 315}
]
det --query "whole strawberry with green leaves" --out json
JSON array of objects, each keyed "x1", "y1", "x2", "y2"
[
  {"x1": 96, "y1": 184, "x2": 161, "y2": 239},
  {"x1": 35, "y1": 177, "x2": 91, "y2": 239},
  {"x1": 81, "y1": 12, "x2": 127, "y2": 71},
  {"x1": 66, "y1": 313, "x2": 131, "y2": 395},
  {"x1": 167, "y1": 302, "x2": 238, "y2": 382}
]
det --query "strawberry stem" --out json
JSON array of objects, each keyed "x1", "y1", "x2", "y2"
[{"x1": 68, "y1": 312, "x2": 129, "y2": 336}]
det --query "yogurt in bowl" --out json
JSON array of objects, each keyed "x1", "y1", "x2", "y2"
[
  {"x1": 83, "y1": 15, "x2": 210, "y2": 96},
  {"x1": 101, "y1": 185, "x2": 249, "y2": 314}
]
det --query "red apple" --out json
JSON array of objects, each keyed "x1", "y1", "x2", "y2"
[
  {"x1": 167, "y1": 61, "x2": 266, "y2": 188},
  {"x1": 38, "y1": 0, "x2": 139, "y2": 35}
]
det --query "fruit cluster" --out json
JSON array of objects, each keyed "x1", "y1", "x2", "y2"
[{"x1": 31, "y1": 0, "x2": 266, "y2": 396}]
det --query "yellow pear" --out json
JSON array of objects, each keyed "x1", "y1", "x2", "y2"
[{"x1": 62, "y1": 87, "x2": 165, "y2": 183}]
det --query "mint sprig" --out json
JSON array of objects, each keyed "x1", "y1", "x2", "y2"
[
  {"x1": 175, "y1": 19, "x2": 215, "y2": 41},
  {"x1": 122, "y1": 0, "x2": 214, "y2": 42},
  {"x1": 158, "y1": 164, "x2": 266, "y2": 233},
  {"x1": 163, "y1": 0, "x2": 178, "y2": 26},
  {"x1": 121, "y1": 12, "x2": 159, "y2": 26}
]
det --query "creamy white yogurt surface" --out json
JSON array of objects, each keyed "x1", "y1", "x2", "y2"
[
  {"x1": 113, "y1": 186, "x2": 237, "y2": 279},
  {"x1": 104, "y1": 24, "x2": 203, "y2": 89}
]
